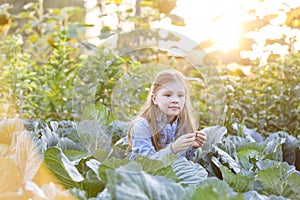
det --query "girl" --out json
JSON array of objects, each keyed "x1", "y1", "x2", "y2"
[{"x1": 127, "y1": 69, "x2": 207, "y2": 160}]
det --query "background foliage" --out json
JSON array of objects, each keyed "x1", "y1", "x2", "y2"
[
  {"x1": 0, "y1": 0, "x2": 299, "y2": 199},
  {"x1": 0, "y1": 0, "x2": 299, "y2": 138}
]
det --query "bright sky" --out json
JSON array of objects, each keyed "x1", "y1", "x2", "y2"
[
  {"x1": 169, "y1": 0, "x2": 300, "y2": 52},
  {"x1": 86, "y1": 0, "x2": 300, "y2": 63},
  {"x1": 169, "y1": 0, "x2": 247, "y2": 51}
]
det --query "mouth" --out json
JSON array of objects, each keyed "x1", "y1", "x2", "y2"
[{"x1": 168, "y1": 106, "x2": 180, "y2": 109}]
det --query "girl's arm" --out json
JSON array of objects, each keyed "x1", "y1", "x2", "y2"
[{"x1": 129, "y1": 117, "x2": 175, "y2": 160}]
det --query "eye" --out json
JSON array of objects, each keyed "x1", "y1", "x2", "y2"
[
  {"x1": 178, "y1": 94, "x2": 185, "y2": 98},
  {"x1": 163, "y1": 93, "x2": 172, "y2": 97}
]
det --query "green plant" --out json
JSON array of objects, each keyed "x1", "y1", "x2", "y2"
[
  {"x1": 16, "y1": 119, "x2": 300, "y2": 199},
  {"x1": 0, "y1": 35, "x2": 34, "y2": 118},
  {"x1": 0, "y1": 2, "x2": 88, "y2": 121},
  {"x1": 224, "y1": 53, "x2": 300, "y2": 137}
]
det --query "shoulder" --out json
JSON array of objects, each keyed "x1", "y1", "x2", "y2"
[
  {"x1": 130, "y1": 117, "x2": 151, "y2": 137},
  {"x1": 133, "y1": 117, "x2": 149, "y2": 127}
]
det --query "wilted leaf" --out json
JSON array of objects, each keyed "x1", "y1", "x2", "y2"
[
  {"x1": 26, "y1": 182, "x2": 76, "y2": 200},
  {"x1": 0, "y1": 118, "x2": 25, "y2": 145},
  {"x1": 14, "y1": 131, "x2": 43, "y2": 183},
  {"x1": 0, "y1": 158, "x2": 22, "y2": 194}
]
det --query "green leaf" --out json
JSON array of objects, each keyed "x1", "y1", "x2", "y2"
[
  {"x1": 214, "y1": 146, "x2": 241, "y2": 174},
  {"x1": 134, "y1": 155, "x2": 178, "y2": 181},
  {"x1": 98, "y1": 157, "x2": 130, "y2": 183},
  {"x1": 219, "y1": 165, "x2": 258, "y2": 193},
  {"x1": 135, "y1": 155, "x2": 170, "y2": 173},
  {"x1": 57, "y1": 137, "x2": 84, "y2": 151},
  {"x1": 237, "y1": 142, "x2": 266, "y2": 170},
  {"x1": 93, "y1": 149, "x2": 111, "y2": 163},
  {"x1": 63, "y1": 149, "x2": 88, "y2": 162},
  {"x1": 172, "y1": 157, "x2": 208, "y2": 185},
  {"x1": 82, "y1": 104, "x2": 110, "y2": 125},
  {"x1": 286, "y1": 173, "x2": 300, "y2": 199},
  {"x1": 106, "y1": 162, "x2": 192, "y2": 200},
  {"x1": 44, "y1": 147, "x2": 82, "y2": 188},
  {"x1": 264, "y1": 132, "x2": 286, "y2": 161},
  {"x1": 256, "y1": 161, "x2": 300, "y2": 199},
  {"x1": 190, "y1": 177, "x2": 243, "y2": 200},
  {"x1": 266, "y1": 132, "x2": 299, "y2": 165},
  {"x1": 86, "y1": 159, "x2": 101, "y2": 178},
  {"x1": 76, "y1": 120, "x2": 112, "y2": 155},
  {"x1": 197, "y1": 126, "x2": 227, "y2": 158},
  {"x1": 74, "y1": 157, "x2": 105, "y2": 198},
  {"x1": 60, "y1": 149, "x2": 84, "y2": 182}
]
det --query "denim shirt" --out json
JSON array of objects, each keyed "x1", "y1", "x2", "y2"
[{"x1": 127, "y1": 117, "x2": 196, "y2": 160}]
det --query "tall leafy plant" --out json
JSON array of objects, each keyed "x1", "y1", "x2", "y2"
[
  {"x1": 224, "y1": 53, "x2": 300, "y2": 137},
  {"x1": 0, "y1": 1, "x2": 88, "y2": 121},
  {"x1": 0, "y1": 35, "x2": 36, "y2": 118}
]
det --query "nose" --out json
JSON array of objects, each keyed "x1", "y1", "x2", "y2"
[{"x1": 171, "y1": 96, "x2": 179, "y2": 103}]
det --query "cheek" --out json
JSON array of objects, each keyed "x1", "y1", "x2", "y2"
[
  {"x1": 156, "y1": 97, "x2": 168, "y2": 105},
  {"x1": 180, "y1": 99, "x2": 185, "y2": 105}
]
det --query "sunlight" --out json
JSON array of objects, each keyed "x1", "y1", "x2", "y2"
[
  {"x1": 208, "y1": 16, "x2": 241, "y2": 52},
  {"x1": 172, "y1": 0, "x2": 247, "y2": 52},
  {"x1": 87, "y1": 0, "x2": 300, "y2": 55}
]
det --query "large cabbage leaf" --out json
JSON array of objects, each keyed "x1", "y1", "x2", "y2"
[
  {"x1": 106, "y1": 162, "x2": 194, "y2": 200},
  {"x1": 190, "y1": 177, "x2": 243, "y2": 200},
  {"x1": 172, "y1": 156, "x2": 208, "y2": 185},
  {"x1": 44, "y1": 147, "x2": 83, "y2": 188},
  {"x1": 196, "y1": 126, "x2": 227, "y2": 158},
  {"x1": 237, "y1": 142, "x2": 267, "y2": 170},
  {"x1": 256, "y1": 160, "x2": 300, "y2": 199},
  {"x1": 76, "y1": 120, "x2": 112, "y2": 155}
]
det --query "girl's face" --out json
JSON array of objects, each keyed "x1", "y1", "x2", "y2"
[{"x1": 152, "y1": 81, "x2": 186, "y2": 123}]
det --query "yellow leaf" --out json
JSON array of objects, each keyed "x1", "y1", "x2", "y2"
[
  {"x1": 14, "y1": 131, "x2": 43, "y2": 183},
  {"x1": 0, "y1": 118, "x2": 25, "y2": 145},
  {"x1": 32, "y1": 161, "x2": 60, "y2": 187},
  {"x1": 0, "y1": 143, "x2": 10, "y2": 157},
  {"x1": 31, "y1": 182, "x2": 76, "y2": 200},
  {"x1": 0, "y1": 158, "x2": 22, "y2": 194}
]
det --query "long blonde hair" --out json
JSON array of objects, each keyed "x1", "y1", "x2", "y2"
[{"x1": 127, "y1": 69, "x2": 197, "y2": 151}]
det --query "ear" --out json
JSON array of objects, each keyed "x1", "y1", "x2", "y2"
[{"x1": 151, "y1": 94, "x2": 157, "y2": 105}]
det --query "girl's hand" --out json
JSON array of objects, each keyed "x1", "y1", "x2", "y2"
[
  {"x1": 171, "y1": 133, "x2": 195, "y2": 154},
  {"x1": 191, "y1": 131, "x2": 207, "y2": 148}
]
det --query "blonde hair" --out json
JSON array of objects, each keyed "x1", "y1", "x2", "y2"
[{"x1": 127, "y1": 69, "x2": 197, "y2": 151}]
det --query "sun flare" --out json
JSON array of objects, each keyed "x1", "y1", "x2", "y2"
[
  {"x1": 208, "y1": 17, "x2": 241, "y2": 52},
  {"x1": 170, "y1": 0, "x2": 248, "y2": 52}
]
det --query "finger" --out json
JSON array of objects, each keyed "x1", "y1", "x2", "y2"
[
  {"x1": 176, "y1": 137, "x2": 195, "y2": 146},
  {"x1": 196, "y1": 136, "x2": 207, "y2": 142},
  {"x1": 179, "y1": 143, "x2": 192, "y2": 151},
  {"x1": 191, "y1": 141, "x2": 199, "y2": 148},
  {"x1": 182, "y1": 134, "x2": 195, "y2": 142},
  {"x1": 192, "y1": 141, "x2": 201, "y2": 148},
  {"x1": 195, "y1": 140, "x2": 203, "y2": 147},
  {"x1": 196, "y1": 133, "x2": 207, "y2": 140},
  {"x1": 196, "y1": 131, "x2": 206, "y2": 137},
  {"x1": 181, "y1": 139, "x2": 194, "y2": 147},
  {"x1": 185, "y1": 132, "x2": 196, "y2": 138}
]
